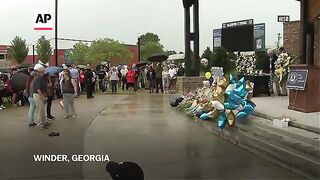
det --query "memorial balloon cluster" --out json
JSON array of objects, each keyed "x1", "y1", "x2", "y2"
[{"x1": 170, "y1": 74, "x2": 256, "y2": 129}]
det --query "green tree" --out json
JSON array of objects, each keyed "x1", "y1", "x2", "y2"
[
  {"x1": 139, "y1": 32, "x2": 164, "y2": 61},
  {"x1": 69, "y1": 42, "x2": 90, "y2": 64},
  {"x1": 140, "y1": 32, "x2": 161, "y2": 46},
  {"x1": 212, "y1": 47, "x2": 236, "y2": 75},
  {"x1": 87, "y1": 38, "x2": 132, "y2": 65},
  {"x1": 140, "y1": 41, "x2": 164, "y2": 61},
  {"x1": 35, "y1": 36, "x2": 52, "y2": 64},
  {"x1": 9, "y1": 36, "x2": 29, "y2": 64},
  {"x1": 200, "y1": 47, "x2": 213, "y2": 74},
  {"x1": 255, "y1": 50, "x2": 267, "y2": 70}
]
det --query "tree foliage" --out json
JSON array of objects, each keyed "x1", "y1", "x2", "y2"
[
  {"x1": 87, "y1": 38, "x2": 132, "y2": 65},
  {"x1": 139, "y1": 32, "x2": 164, "y2": 61},
  {"x1": 35, "y1": 35, "x2": 52, "y2": 64},
  {"x1": 9, "y1": 36, "x2": 29, "y2": 64},
  {"x1": 200, "y1": 47, "x2": 213, "y2": 74},
  {"x1": 212, "y1": 47, "x2": 236, "y2": 74},
  {"x1": 255, "y1": 50, "x2": 268, "y2": 70},
  {"x1": 69, "y1": 42, "x2": 90, "y2": 64}
]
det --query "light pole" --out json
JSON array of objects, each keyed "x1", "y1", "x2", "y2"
[
  {"x1": 32, "y1": 43, "x2": 35, "y2": 64},
  {"x1": 55, "y1": 0, "x2": 58, "y2": 66},
  {"x1": 137, "y1": 36, "x2": 141, "y2": 62}
]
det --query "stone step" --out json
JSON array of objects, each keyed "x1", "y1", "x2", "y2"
[{"x1": 190, "y1": 114, "x2": 320, "y2": 179}]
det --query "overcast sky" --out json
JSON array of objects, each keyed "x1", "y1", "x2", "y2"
[{"x1": 0, "y1": 0, "x2": 300, "y2": 53}]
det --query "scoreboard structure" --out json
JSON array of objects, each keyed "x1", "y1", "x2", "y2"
[{"x1": 213, "y1": 19, "x2": 265, "y2": 52}]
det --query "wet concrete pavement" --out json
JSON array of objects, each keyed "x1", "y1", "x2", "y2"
[
  {"x1": 0, "y1": 95, "x2": 127, "y2": 180},
  {"x1": 83, "y1": 94, "x2": 303, "y2": 179},
  {"x1": 0, "y1": 92, "x2": 303, "y2": 179}
]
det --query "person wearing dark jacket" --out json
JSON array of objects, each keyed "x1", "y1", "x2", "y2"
[
  {"x1": 155, "y1": 63, "x2": 163, "y2": 93},
  {"x1": 146, "y1": 66, "x2": 156, "y2": 93},
  {"x1": 267, "y1": 48, "x2": 281, "y2": 95},
  {"x1": 85, "y1": 65, "x2": 94, "y2": 99},
  {"x1": 45, "y1": 75, "x2": 55, "y2": 120}
]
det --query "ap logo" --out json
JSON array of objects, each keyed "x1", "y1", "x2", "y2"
[{"x1": 34, "y1": 10, "x2": 53, "y2": 30}]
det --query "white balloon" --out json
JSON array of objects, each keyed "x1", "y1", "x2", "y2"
[
  {"x1": 203, "y1": 80, "x2": 210, "y2": 88},
  {"x1": 211, "y1": 101, "x2": 224, "y2": 111},
  {"x1": 200, "y1": 58, "x2": 208, "y2": 67},
  {"x1": 226, "y1": 83, "x2": 236, "y2": 92}
]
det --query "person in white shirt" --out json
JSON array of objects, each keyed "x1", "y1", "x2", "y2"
[
  {"x1": 162, "y1": 66, "x2": 170, "y2": 94},
  {"x1": 168, "y1": 65, "x2": 177, "y2": 93},
  {"x1": 109, "y1": 67, "x2": 119, "y2": 94},
  {"x1": 120, "y1": 66, "x2": 128, "y2": 91}
]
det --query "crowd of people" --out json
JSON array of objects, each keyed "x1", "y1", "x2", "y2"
[{"x1": 0, "y1": 62, "x2": 185, "y2": 129}]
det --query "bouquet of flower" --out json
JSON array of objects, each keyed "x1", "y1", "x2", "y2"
[
  {"x1": 274, "y1": 53, "x2": 295, "y2": 81},
  {"x1": 235, "y1": 54, "x2": 256, "y2": 75}
]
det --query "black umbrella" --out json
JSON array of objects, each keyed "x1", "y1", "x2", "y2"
[
  {"x1": 136, "y1": 62, "x2": 148, "y2": 67},
  {"x1": 11, "y1": 72, "x2": 28, "y2": 92},
  {"x1": 18, "y1": 63, "x2": 33, "y2": 69},
  {"x1": 147, "y1": 53, "x2": 168, "y2": 62}
]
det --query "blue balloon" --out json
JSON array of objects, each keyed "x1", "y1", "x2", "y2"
[
  {"x1": 217, "y1": 113, "x2": 227, "y2": 129},
  {"x1": 225, "y1": 91, "x2": 242, "y2": 104},
  {"x1": 242, "y1": 104, "x2": 254, "y2": 114},
  {"x1": 240, "y1": 100, "x2": 256, "y2": 108},
  {"x1": 233, "y1": 85, "x2": 248, "y2": 98},
  {"x1": 224, "y1": 101, "x2": 239, "y2": 110},
  {"x1": 239, "y1": 77, "x2": 245, "y2": 85},
  {"x1": 230, "y1": 74, "x2": 237, "y2": 84},
  {"x1": 200, "y1": 113, "x2": 209, "y2": 120},
  {"x1": 236, "y1": 111, "x2": 248, "y2": 119}
]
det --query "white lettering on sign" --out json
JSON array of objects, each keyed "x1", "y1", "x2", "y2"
[
  {"x1": 34, "y1": 9, "x2": 53, "y2": 30},
  {"x1": 278, "y1": 15, "x2": 290, "y2": 22}
]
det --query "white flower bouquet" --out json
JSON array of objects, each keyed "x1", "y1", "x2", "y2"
[
  {"x1": 275, "y1": 53, "x2": 295, "y2": 81},
  {"x1": 235, "y1": 54, "x2": 256, "y2": 75}
]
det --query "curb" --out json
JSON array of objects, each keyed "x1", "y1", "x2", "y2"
[
  {"x1": 191, "y1": 116, "x2": 319, "y2": 179},
  {"x1": 252, "y1": 111, "x2": 320, "y2": 135}
]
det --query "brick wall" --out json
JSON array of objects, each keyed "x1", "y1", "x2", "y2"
[
  {"x1": 177, "y1": 76, "x2": 205, "y2": 95},
  {"x1": 283, "y1": 20, "x2": 320, "y2": 65}
]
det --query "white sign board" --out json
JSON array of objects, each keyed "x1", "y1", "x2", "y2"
[
  {"x1": 34, "y1": 9, "x2": 53, "y2": 30},
  {"x1": 211, "y1": 67, "x2": 224, "y2": 81}
]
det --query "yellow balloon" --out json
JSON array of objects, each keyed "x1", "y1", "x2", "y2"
[
  {"x1": 205, "y1": 72, "x2": 211, "y2": 79},
  {"x1": 227, "y1": 111, "x2": 236, "y2": 126}
]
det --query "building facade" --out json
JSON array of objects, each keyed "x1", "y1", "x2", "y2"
[{"x1": 283, "y1": 20, "x2": 320, "y2": 65}]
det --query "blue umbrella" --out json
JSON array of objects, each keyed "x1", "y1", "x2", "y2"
[{"x1": 45, "y1": 66, "x2": 62, "y2": 76}]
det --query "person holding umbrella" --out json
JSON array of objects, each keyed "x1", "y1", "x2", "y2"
[
  {"x1": 85, "y1": 64, "x2": 94, "y2": 99},
  {"x1": 155, "y1": 63, "x2": 163, "y2": 93},
  {"x1": 146, "y1": 65, "x2": 155, "y2": 93}
]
